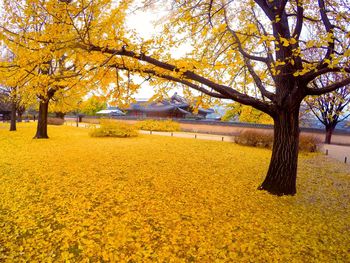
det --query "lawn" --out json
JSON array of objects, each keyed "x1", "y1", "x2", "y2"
[{"x1": 0, "y1": 123, "x2": 349, "y2": 262}]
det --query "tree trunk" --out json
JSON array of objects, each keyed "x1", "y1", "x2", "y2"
[
  {"x1": 10, "y1": 102, "x2": 16, "y2": 131},
  {"x1": 324, "y1": 125, "x2": 335, "y2": 144},
  {"x1": 17, "y1": 106, "x2": 25, "y2": 122},
  {"x1": 17, "y1": 113, "x2": 23, "y2": 122},
  {"x1": 258, "y1": 109, "x2": 300, "y2": 196},
  {"x1": 55, "y1": 112, "x2": 65, "y2": 119},
  {"x1": 33, "y1": 100, "x2": 49, "y2": 139}
]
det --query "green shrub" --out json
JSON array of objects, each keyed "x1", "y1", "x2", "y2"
[
  {"x1": 136, "y1": 119, "x2": 180, "y2": 132},
  {"x1": 89, "y1": 120, "x2": 138, "y2": 138},
  {"x1": 235, "y1": 130, "x2": 320, "y2": 152},
  {"x1": 47, "y1": 117, "x2": 64, "y2": 125}
]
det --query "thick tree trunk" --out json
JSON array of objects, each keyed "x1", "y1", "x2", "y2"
[
  {"x1": 324, "y1": 125, "x2": 335, "y2": 144},
  {"x1": 10, "y1": 102, "x2": 16, "y2": 131},
  {"x1": 258, "y1": 109, "x2": 300, "y2": 196},
  {"x1": 33, "y1": 100, "x2": 49, "y2": 139}
]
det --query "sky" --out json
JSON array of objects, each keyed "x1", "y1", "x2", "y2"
[
  {"x1": 125, "y1": 6, "x2": 166, "y2": 99},
  {"x1": 125, "y1": 5, "x2": 190, "y2": 100}
]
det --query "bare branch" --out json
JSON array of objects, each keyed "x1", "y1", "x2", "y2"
[
  {"x1": 292, "y1": 1, "x2": 304, "y2": 39},
  {"x1": 318, "y1": 0, "x2": 335, "y2": 62},
  {"x1": 306, "y1": 77, "x2": 350, "y2": 95},
  {"x1": 254, "y1": 0, "x2": 275, "y2": 20},
  {"x1": 223, "y1": 8, "x2": 269, "y2": 64},
  {"x1": 243, "y1": 58, "x2": 275, "y2": 101},
  {"x1": 111, "y1": 64, "x2": 228, "y2": 99}
]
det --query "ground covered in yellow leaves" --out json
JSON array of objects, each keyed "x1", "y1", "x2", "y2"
[{"x1": 0, "y1": 123, "x2": 349, "y2": 262}]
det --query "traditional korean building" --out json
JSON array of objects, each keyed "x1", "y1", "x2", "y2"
[{"x1": 125, "y1": 93, "x2": 214, "y2": 119}]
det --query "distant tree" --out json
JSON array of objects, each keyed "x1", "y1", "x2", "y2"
[
  {"x1": 0, "y1": 1, "x2": 92, "y2": 138},
  {"x1": 0, "y1": 87, "x2": 17, "y2": 131},
  {"x1": 80, "y1": 96, "x2": 107, "y2": 116},
  {"x1": 0, "y1": 89, "x2": 11, "y2": 123},
  {"x1": 306, "y1": 76, "x2": 350, "y2": 144},
  {"x1": 49, "y1": 88, "x2": 87, "y2": 120},
  {"x1": 0, "y1": 85, "x2": 32, "y2": 131}
]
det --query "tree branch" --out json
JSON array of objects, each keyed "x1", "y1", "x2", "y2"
[
  {"x1": 306, "y1": 77, "x2": 350, "y2": 95},
  {"x1": 318, "y1": 0, "x2": 335, "y2": 63},
  {"x1": 254, "y1": 0, "x2": 274, "y2": 20},
  {"x1": 303, "y1": 66, "x2": 350, "y2": 83},
  {"x1": 111, "y1": 64, "x2": 228, "y2": 99},
  {"x1": 80, "y1": 43, "x2": 274, "y2": 115},
  {"x1": 243, "y1": 58, "x2": 275, "y2": 101},
  {"x1": 292, "y1": 0, "x2": 304, "y2": 39}
]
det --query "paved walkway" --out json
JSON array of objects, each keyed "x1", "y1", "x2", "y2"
[
  {"x1": 319, "y1": 144, "x2": 350, "y2": 164},
  {"x1": 65, "y1": 122, "x2": 236, "y2": 142},
  {"x1": 67, "y1": 122, "x2": 350, "y2": 165},
  {"x1": 139, "y1": 130, "x2": 236, "y2": 142}
]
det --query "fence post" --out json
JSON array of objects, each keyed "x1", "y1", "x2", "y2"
[
  {"x1": 222, "y1": 137, "x2": 224, "y2": 141},
  {"x1": 150, "y1": 130, "x2": 152, "y2": 135},
  {"x1": 326, "y1": 149, "x2": 328, "y2": 155},
  {"x1": 195, "y1": 134, "x2": 197, "y2": 139},
  {"x1": 345, "y1": 157, "x2": 347, "y2": 164}
]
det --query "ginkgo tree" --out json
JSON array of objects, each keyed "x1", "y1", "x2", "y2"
[
  {"x1": 0, "y1": 0, "x2": 102, "y2": 138},
  {"x1": 0, "y1": 48, "x2": 35, "y2": 131},
  {"x1": 306, "y1": 75, "x2": 350, "y2": 144},
  {"x1": 67, "y1": 0, "x2": 350, "y2": 195}
]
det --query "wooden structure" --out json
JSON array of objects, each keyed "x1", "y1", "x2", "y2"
[{"x1": 125, "y1": 93, "x2": 214, "y2": 119}]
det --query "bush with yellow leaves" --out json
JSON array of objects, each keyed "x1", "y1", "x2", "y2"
[
  {"x1": 89, "y1": 119, "x2": 138, "y2": 138},
  {"x1": 47, "y1": 117, "x2": 64, "y2": 126},
  {"x1": 136, "y1": 119, "x2": 181, "y2": 132}
]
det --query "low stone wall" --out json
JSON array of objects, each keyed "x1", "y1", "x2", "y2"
[{"x1": 78, "y1": 116, "x2": 350, "y2": 145}]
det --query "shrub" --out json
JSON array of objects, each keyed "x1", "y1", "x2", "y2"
[
  {"x1": 47, "y1": 117, "x2": 64, "y2": 125},
  {"x1": 235, "y1": 130, "x2": 273, "y2": 148},
  {"x1": 136, "y1": 119, "x2": 180, "y2": 132},
  {"x1": 235, "y1": 130, "x2": 320, "y2": 152},
  {"x1": 299, "y1": 135, "x2": 321, "y2": 152},
  {"x1": 89, "y1": 120, "x2": 138, "y2": 138}
]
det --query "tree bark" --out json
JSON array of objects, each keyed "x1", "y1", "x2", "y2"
[
  {"x1": 258, "y1": 109, "x2": 300, "y2": 196},
  {"x1": 10, "y1": 102, "x2": 16, "y2": 131},
  {"x1": 33, "y1": 100, "x2": 49, "y2": 139},
  {"x1": 324, "y1": 125, "x2": 335, "y2": 144},
  {"x1": 17, "y1": 106, "x2": 25, "y2": 122}
]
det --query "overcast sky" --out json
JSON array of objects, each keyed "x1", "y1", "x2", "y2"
[
  {"x1": 125, "y1": 6, "x2": 187, "y2": 99},
  {"x1": 126, "y1": 8, "x2": 160, "y2": 99}
]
